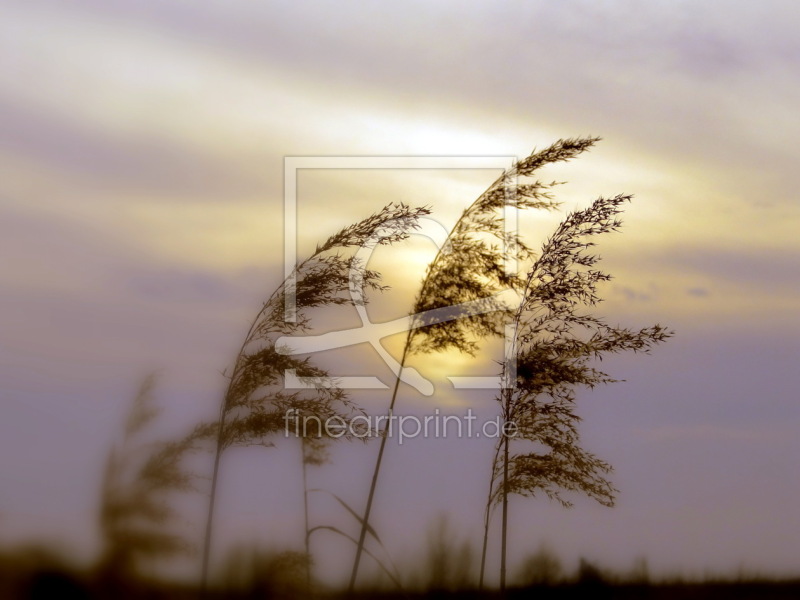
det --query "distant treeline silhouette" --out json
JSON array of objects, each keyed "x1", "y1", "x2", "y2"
[{"x1": 2, "y1": 538, "x2": 799, "y2": 599}]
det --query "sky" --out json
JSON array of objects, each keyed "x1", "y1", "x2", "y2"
[{"x1": 1, "y1": 0, "x2": 799, "y2": 586}]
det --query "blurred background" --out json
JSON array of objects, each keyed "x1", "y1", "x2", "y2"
[{"x1": 1, "y1": 0, "x2": 799, "y2": 596}]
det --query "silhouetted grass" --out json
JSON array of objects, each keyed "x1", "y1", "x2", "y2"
[{"x1": 350, "y1": 137, "x2": 599, "y2": 590}]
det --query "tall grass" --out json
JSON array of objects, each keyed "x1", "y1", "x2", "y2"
[
  {"x1": 348, "y1": 138, "x2": 601, "y2": 590},
  {"x1": 98, "y1": 374, "x2": 211, "y2": 587},
  {"x1": 483, "y1": 194, "x2": 672, "y2": 591},
  {"x1": 199, "y1": 203, "x2": 429, "y2": 590}
]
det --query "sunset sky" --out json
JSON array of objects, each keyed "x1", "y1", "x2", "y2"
[{"x1": 1, "y1": 0, "x2": 799, "y2": 585}]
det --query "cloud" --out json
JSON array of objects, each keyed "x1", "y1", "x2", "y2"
[
  {"x1": 645, "y1": 244, "x2": 798, "y2": 295},
  {"x1": 0, "y1": 95, "x2": 263, "y2": 199},
  {"x1": 687, "y1": 287, "x2": 709, "y2": 297}
]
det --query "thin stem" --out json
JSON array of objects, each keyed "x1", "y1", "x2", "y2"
[
  {"x1": 200, "y1": 404, "x2": 226, "y2": 594},
  {"x1": 348, "y1": 332, "x2": 411, "y2": 592},
  {"x1": 478, "y1": 439, "x2": 502, "y2": 590},
  {"x1": 478, "y1": 483, "x2": 492, "y2": 590},
  {"x1": 302, "y1": 438, "x2": 312, "y2": 592},
  {"x1": 500, "y1": 421, "x2": 510, "y2": 593},
  {"x1": 499, "y1": 276, "x2": 526, "y2": 595}
]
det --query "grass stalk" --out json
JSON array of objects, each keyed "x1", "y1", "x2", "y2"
[{"x1": 348, "y1": 139, "x2": 603, "y2": 593}]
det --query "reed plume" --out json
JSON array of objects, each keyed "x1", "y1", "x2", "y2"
[
  {"x1": 200, "y1": 203, "x2": 429, "y2": 590},
  {"x1": 483, "y1": 193, "x2": 672, "y2": 591},
  {"x1": 98, "y1": 374, "x2": 212, "y2": 584},
  {"x1": 349, "y1": 138, "x2": 601, "y2": 590}
]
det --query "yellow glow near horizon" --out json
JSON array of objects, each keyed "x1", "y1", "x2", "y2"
[{"x1": 2, "y1": 0, "x2": 797, "y2": 338}]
